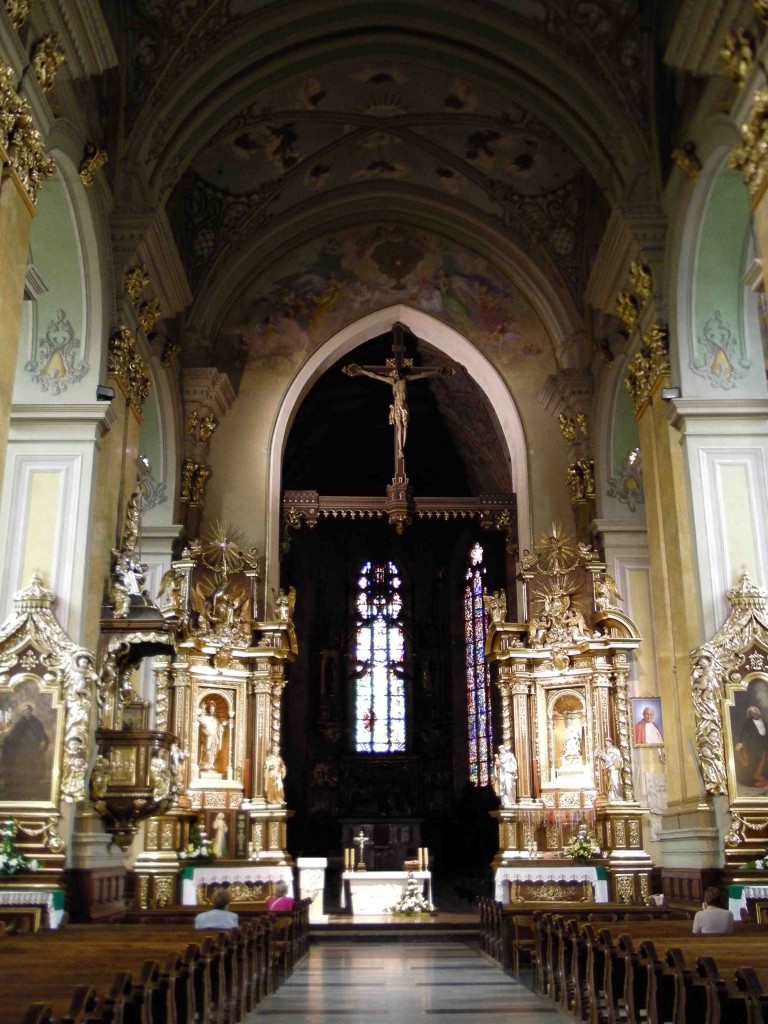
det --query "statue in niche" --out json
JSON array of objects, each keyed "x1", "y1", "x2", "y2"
[
  {"x1": 483, "y1": 590, "x2": 507, "y2": 624},
  {"x1": 492, "y1": 745, "x2": 518, "y2": 807},
  {"x1": 273, "y1": 586, "x2": 296, "y2": 621},
  {"x1": 561, "y1": 720, "x2": 583, "y2": 766},
  {"x1": 264, "y1": 750, "x2": 286, "y2": 804},
  {"x1": 595, "y1": 574, "x2": 622, "y2": 611},
  {"x1": 197, "y1": 701, "x2": 226, "y2": 772}
]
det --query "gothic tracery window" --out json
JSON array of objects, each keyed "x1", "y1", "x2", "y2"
[
  {"x1": 465, "y1": 541, "x2": 493, "y2": 785},
  {"x1": 353, "y1": 560, "x2": 406, "y2": 753}
]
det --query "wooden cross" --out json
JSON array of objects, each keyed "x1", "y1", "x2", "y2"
[{"x1": 342, "y1": 322, "x2": 455, "y2": 482}]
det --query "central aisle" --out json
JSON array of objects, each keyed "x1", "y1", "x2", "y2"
[{"x1": 252, "y1": 939, "x2": 575, "y2": 1022}]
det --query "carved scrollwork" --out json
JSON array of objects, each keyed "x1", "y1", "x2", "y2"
[
  {"x1": 0, "y1": 59, "x2": 56, "y2": 203},
  {"x1": 108, "y1": 326, "x2": 151, "y2": 410}
]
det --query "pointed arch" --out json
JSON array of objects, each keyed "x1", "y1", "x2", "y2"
[{"x1": 265, "y1": 305, "x2": 531, "y2": 589}]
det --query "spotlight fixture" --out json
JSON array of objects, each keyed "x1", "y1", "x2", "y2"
[
  {"x1": 661, "y1": 387, "x2": 681, "y2": 401},
  {"x1": 96, "y1": 384, "x2": 115, "y2": 401}
]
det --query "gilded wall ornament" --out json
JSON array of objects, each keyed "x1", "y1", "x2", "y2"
[
  {"x1": 628, "y1": 260, "x2": 652, "y2": 305},
  {"x1": 757, "y1": 0, "x2": 768, "y2": 25},
  {"x1": 0, "y1": 59, "x2": 56, "y2": 203},
  {"x1": 559, "y1": 413, "x2": 576, "y2": 442},
  {"x1": 78, "y1": 144, "x2": 108, "y2": 187},
  {"x1": 138, "y1": 298, "x2": 162, "y2": 335},
  {"x1": 720, "y1": 29, "x2": 755, "y2": 87},
  {"x1": 109, "y1": 461, "x2": 151, "y2": 618},
  {"x1": 624, "y1": 323, "x2": 670, "y2": 412},
  {"x1": 124, "y1": 266, "x2": 150, "y2": 304},
  {"x1": 199, "y1": 414, "x2": 218, "y2": 444},
  {"x1": 31, "y1": 35, "x2": 65, "y2": 94},
  {"x1": 671, "y1": 141, "x2": 701, "y2": 181},
  {"x1": 616, "y1": 291, "x2": 638, "y2": 331},
  {"x1": 730, "y1": 88, "x2": 768, "y2": 199},
  {"x1": 108, "y1": 326, "x2": 151, "y2": 409},
  {"x1": 607, "y1": 449, "x2": 644, "y2": 511},
  {"x1": 25, "y1": 309, "x2": 88, "y2": 394},
  {"x1": 4, "y1": 0, "x2": 34, "y2": 28},
  {"x1": 161, "y1": 339, "x2": 180, "y2": 367}
]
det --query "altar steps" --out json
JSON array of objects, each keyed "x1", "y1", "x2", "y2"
[{"x1": 311, "y1": 910, "x2": 480, "y2": 943}]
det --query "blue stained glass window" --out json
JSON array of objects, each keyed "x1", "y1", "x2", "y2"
[
  {"x1": 354, "y1": 561, "x2": 406, "y2": 753},
  {"x1": 465, "y1": 542, "x2": 494, "y2": 785}
]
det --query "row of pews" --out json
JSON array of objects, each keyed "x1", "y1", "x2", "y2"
[
  {"x1": 0, "y1": 900, "x2": 311, "y2": 1024},
  {"x1": 479, "y1": 897, "x2": 768, "y2": 1023}
]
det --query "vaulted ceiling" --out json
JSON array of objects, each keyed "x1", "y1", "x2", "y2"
[{"x1": 107, "y1": 0, "x2": 659, "y2": 380}]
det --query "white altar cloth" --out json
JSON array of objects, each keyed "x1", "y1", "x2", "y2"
[
  {"x1": 181, "y1": 864, "x2": 293, "y2": 905},
  {"x1": 340, "y1": 870, "x2": 432, "y2": 914},
  {"x1": 0, "y1": 889, "x2": 65, "y2": 928},
  {"x1": 494, "y1": 864, "x2": 609, "y2": 903}
]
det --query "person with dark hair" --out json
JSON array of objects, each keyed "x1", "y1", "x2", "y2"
[
  {"x1": 692, "y1": 887, "x2": 734, "y2": 934},
  {"x1": 195, "y1": 888, "x2": 239, "y2": 929}
]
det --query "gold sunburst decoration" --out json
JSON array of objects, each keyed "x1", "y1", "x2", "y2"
[
  {"x1": 194, "y1": 522, "x2": 260, "y2": 575},
  {"x1": 537, "y1": 523, "x2": 575, "y2": 575}
]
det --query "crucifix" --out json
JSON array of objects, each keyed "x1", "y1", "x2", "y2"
[
  {"x1": 353, "y1": 829, "x2": 370, "y2": 871},
  {"x1": 342, "y1": 322, "x2": 455, "y2": 482}
]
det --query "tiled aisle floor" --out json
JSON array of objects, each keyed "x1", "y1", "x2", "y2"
[{"x1": 252, "y1": 940, "x2": 575, "y2": 1022}]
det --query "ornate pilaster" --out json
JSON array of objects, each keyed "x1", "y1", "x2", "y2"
[
  {"x1": 179, "y1": 368, "x2": 235, "y2": 535},
  {"x1": 612, "y1": 665, "x2": 635, "y2": 802}
]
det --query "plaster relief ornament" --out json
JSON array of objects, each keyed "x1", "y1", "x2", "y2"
[
  {"x1": 26, "y1": 309, "x2": 88, "y2": 394},
  {"x1": 628, "y1": 260, "x2": 652, "y2": 305},
  {"x1": 4, "y1": 0, "x2": 34, "y2": 29},
  {"x1": 124, "y1": 266, "x2": 150, "y2": 304},
  {"x1": 79, "y1": 144, "x2": 108, "y2": 187}
]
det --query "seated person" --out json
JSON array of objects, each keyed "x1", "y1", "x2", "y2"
[
  {"x1": 195, "y1": 887, "x2": 239, "y2": 930},
  {"x1": 265, "y1": 880, "x2": 295, "y2": 911},
  {"x1": 692, "y1": 887, "x2": 734, "y2": 934}
]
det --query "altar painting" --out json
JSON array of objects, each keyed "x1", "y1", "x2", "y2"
[{"x1": 0, "y1": 678, "x2": 59, "y2": 804}]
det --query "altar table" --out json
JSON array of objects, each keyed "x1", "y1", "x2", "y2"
[
  {"x1": 180, "y1": 863, "x2": 293, "y2": 905},
  {"x1": 340, "y1": 870, "x2": 432, "y2": 914},
  {"x1": 0, "y1": 887, "x2": 65, "y2": 928},
  {"x1": 494, "y1": 863, "x2": 609, "y2": 903}
]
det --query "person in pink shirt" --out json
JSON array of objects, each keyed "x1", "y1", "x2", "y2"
[{"x1": 265, "y1": 880, "x2": 294, "y2": 911}]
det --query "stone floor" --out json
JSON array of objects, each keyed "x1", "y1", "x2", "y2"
[{"x1": 251, "y1": 939, "x2": 575, "y2": 1022}]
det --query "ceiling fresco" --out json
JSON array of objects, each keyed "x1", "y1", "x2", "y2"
[{"x1": 217, "y1": 224, "x2": 552, "y2": 376}]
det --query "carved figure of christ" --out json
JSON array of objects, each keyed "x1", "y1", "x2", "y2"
[{"x1": 342, "y1": 324, "x2": 455, "y2": 477}]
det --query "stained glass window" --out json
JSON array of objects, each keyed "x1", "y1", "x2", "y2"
[
  {"x1": 465, "y1": 542, "x2": 493, "y2": 785},
  {"x1": 354, "y1": 560, "x2": 406, "y2": 753}
]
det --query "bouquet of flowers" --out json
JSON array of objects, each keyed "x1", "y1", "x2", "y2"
[
  {"x1": 179, "y1": 822, "x2": 214, "y2": 862},
  {"x1": 388, "y1": 872, "x2": 433, "y2": 915},
  {"x1": 0, "y1": 819, "x2": 39, "y2": 876},
  {"x1": 565, "y1": 824, "x2": 601, "y2": 864}
]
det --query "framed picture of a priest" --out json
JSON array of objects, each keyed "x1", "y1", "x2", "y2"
[
  {"x1": 0, "y1": 681, "x2": 58, "y2": 804},
  {"x1": 631, "y1": 697, "x2": 664, "y2": 746},
  {"x1": 728, "y1": 681, "x2": 768, "y2": 797}
]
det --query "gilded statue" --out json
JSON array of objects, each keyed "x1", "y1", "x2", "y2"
[
  {"x1": 273, "y1": 586, "x2": 296, "y2": 621},
  {"x1": 720, "y1": 29, "x2": 755, "y2": 86},
  {"x1": 595, "y1": 574, "x2": 622, "y2": 611},
  {"x1": 483, "y1": 589, "x2": 507, "y2": 624}
]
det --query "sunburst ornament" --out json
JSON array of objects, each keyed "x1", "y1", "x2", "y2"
[
  {"x1": 197, "y1": 522, "x2": 260, "y2": 575},
  {"x1": 537, "y1": 523, "x2": 575, "y2": 574}
]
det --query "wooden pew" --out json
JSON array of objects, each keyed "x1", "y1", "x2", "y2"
[{"x1": 0, "y1": 923, "x2": 263, "y2": 1024}]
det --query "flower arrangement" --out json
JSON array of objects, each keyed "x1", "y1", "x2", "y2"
[
  {"x1": 388, "y1": 872, "x2": 433, "y2": 915},
  {"x1": 0, "y1": 819, "x2": 39, "y2": 876},
  {"x1": 179, "y1": 822, "x2": 214, "y2": 863},
  {"x1": 565, "y1": 824, "x2": 601, "y2": 864},
  {"x1": 742, "y1": 848, "x2": 768, "y2": 870}
]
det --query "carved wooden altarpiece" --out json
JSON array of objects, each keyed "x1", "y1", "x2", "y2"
[
  {"x1": 130, "y1": 526, "x2": 297, "y2": 908},
  {"x1": 690, "y1": 572, "x2": 768, "y2": 869},
  {"x1": 485, "y1": 526, "x2": 652, "y2": 904},
  {"x1": 0, "y1": 576, "x2": 97, "y2": 889}
]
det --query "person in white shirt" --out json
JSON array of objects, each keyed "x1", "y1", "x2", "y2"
[
  {"x1": 195, "y1": 888, "x2": 239, "y2": 930},
  {"x1": 692, "y1": 887, "x2": 734, "y2": 935}
]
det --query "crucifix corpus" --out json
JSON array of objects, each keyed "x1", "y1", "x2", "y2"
[
  {"x1": 353, "y1": 829, "x2": 370, "y2": 871},
  {"x1": 342, "y1": 322, "x2": 455, "y2": 482}
]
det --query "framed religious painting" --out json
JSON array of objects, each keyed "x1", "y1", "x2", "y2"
[
  {"x1": 724, "y1": 675, "x2": 768, "y2": 798},
  {"x1": 631, "y1": 697, "x2": 664, "y2": 746},
  {"x1": 0, "y1": 675, "x2": 62, "y2": 806}
]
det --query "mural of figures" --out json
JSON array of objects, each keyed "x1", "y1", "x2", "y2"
[{"x1": 0, "y1": 685, "x2": 55, "y2": 802}]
